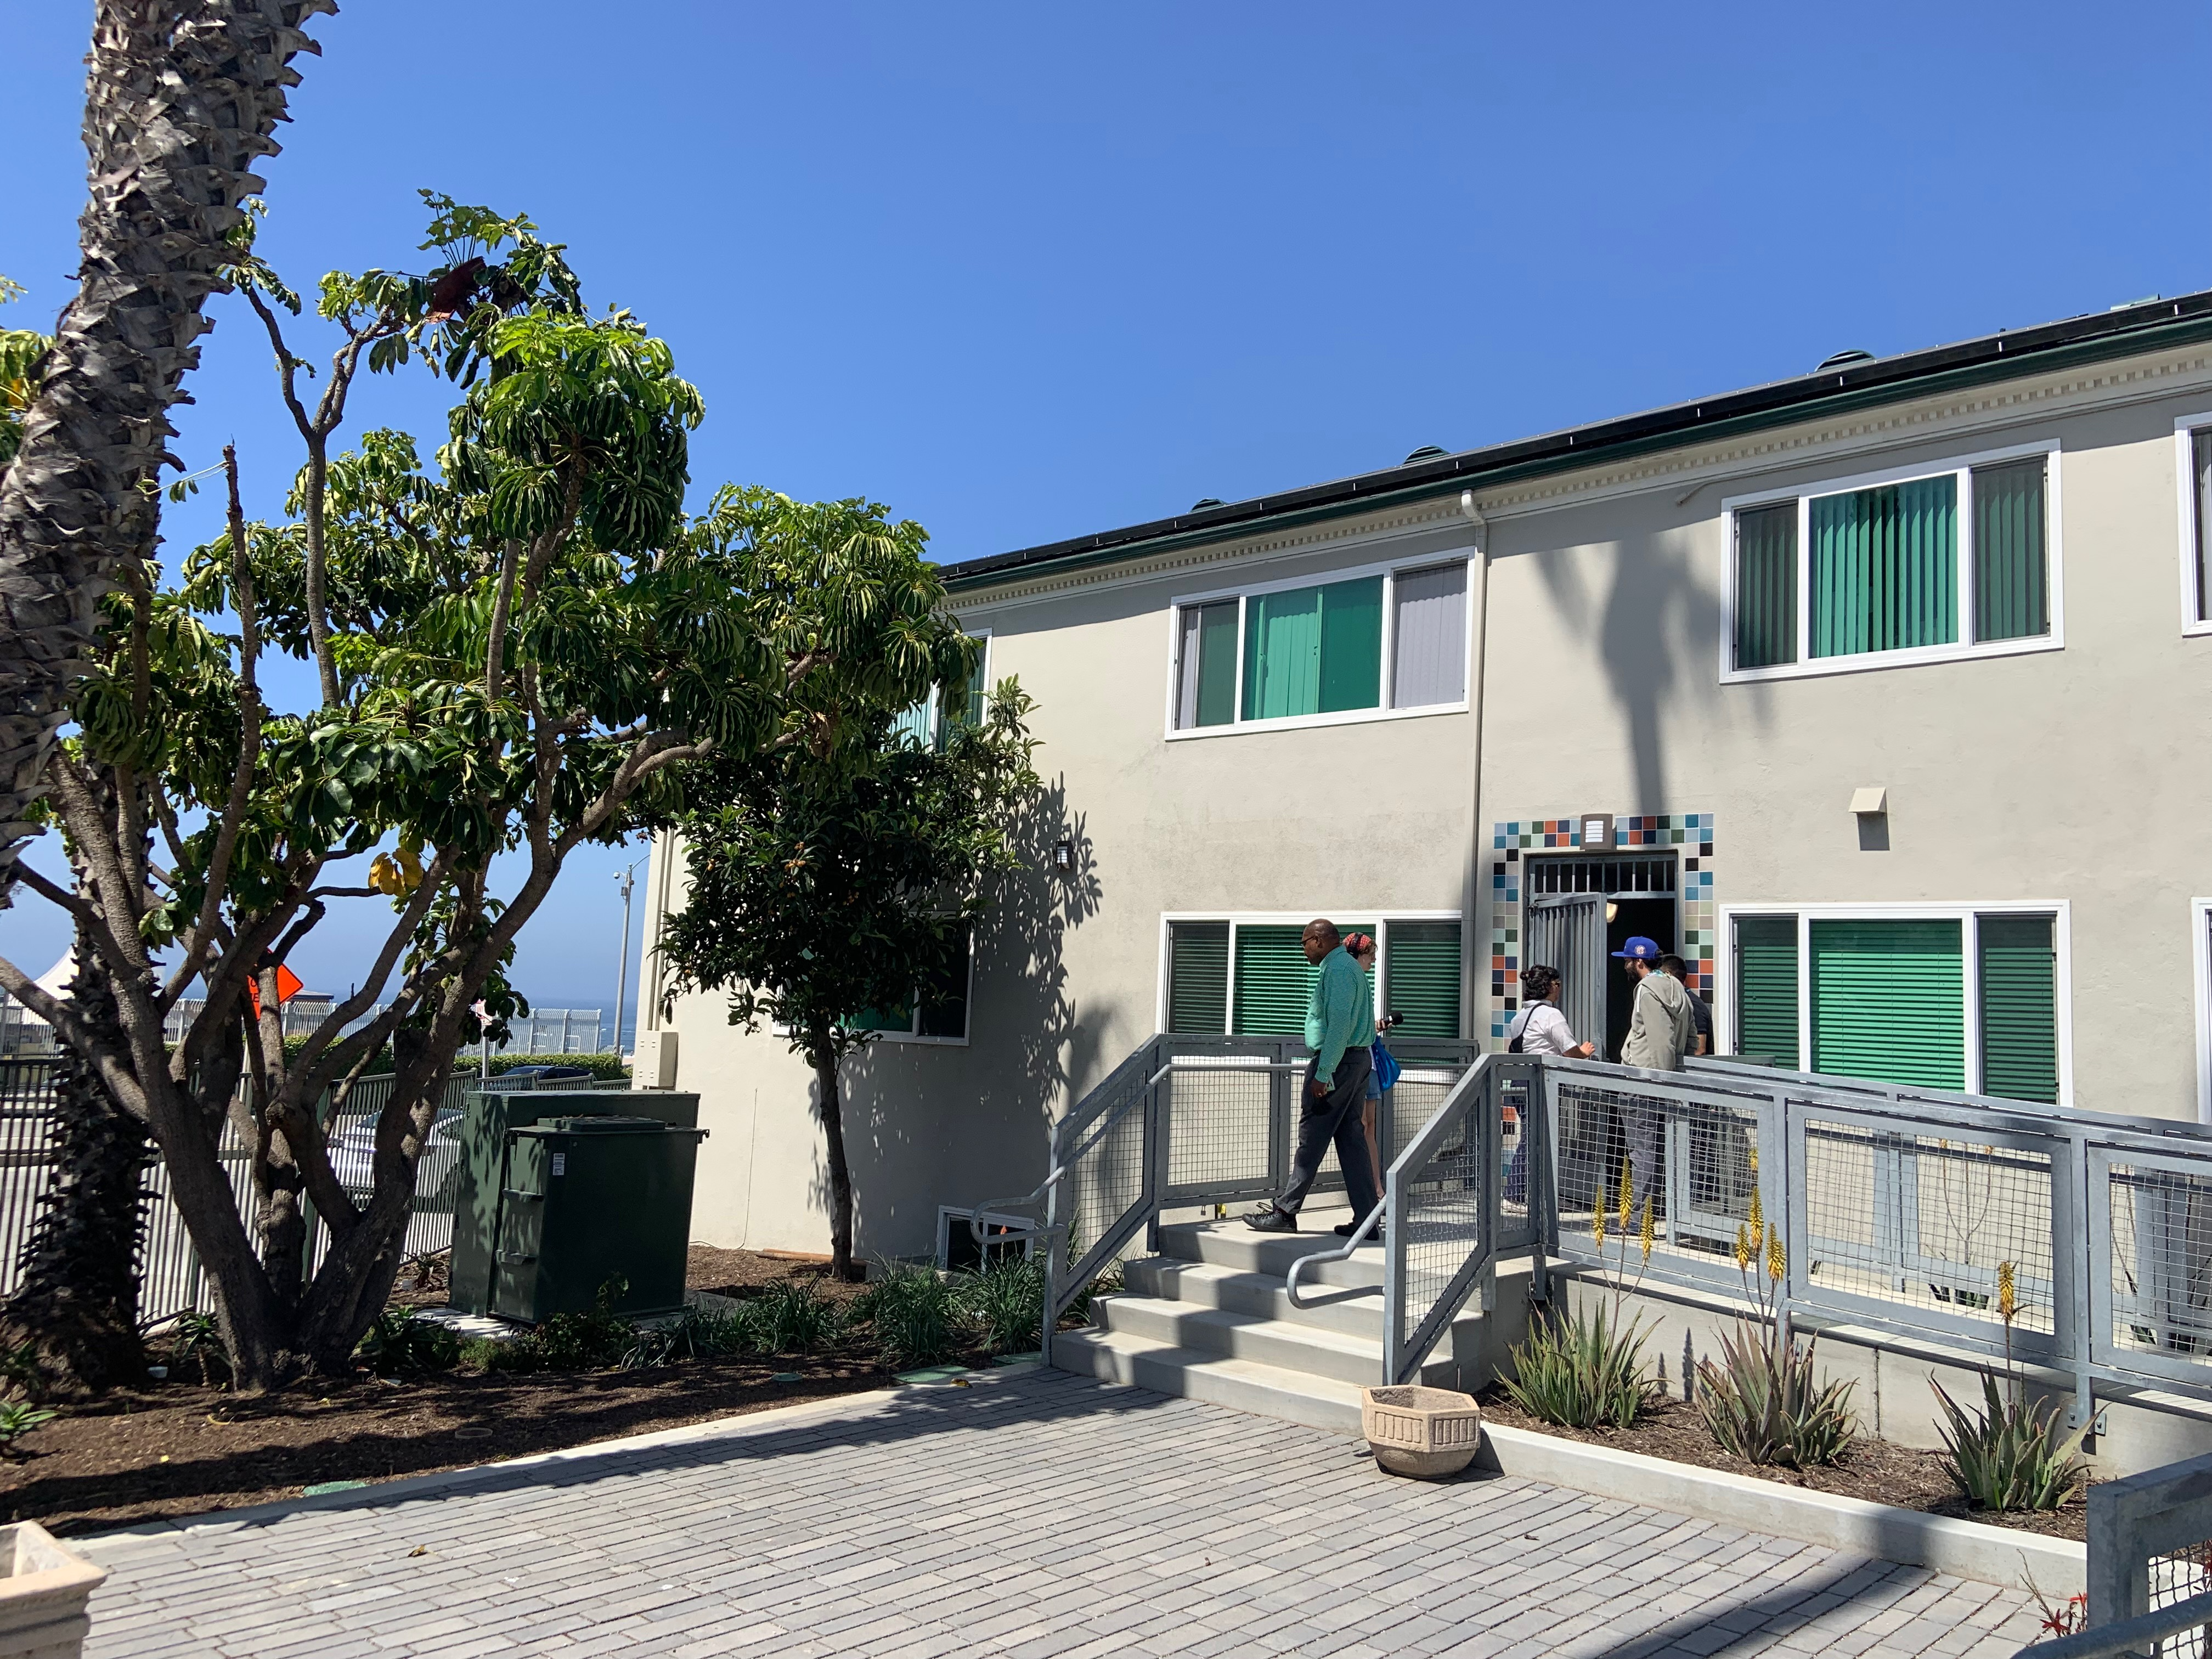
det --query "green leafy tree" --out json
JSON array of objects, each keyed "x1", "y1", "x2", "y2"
[
  {"x1": 0, "y1": 202, "x2": 966, "y2": 1387},
  {"x1": 661, "y1": 653, "x2": 1042, "y2": 1279}
]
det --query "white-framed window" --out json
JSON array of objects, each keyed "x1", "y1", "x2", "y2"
[
  {"x1": 2192, "y1": 898, "x2": 2212, "y2": 1124},
  {"x1": 2172, "y1": 416, "x2": 2212, "y2": 636},
  {"x1": 1719, "y1": 902, "x2": 2070, "y2": 1105},
  {"x1": 847, "y1": 926, "x2": 974, "y2": 1045},
  {"x1": 1719, "y1": 441, "x2": 2063, "y2": 684},
  {"x1": 1166, "y1": 557, "x2": 1470, "y2": 738},
  {"x1": 891, "y1": 630, "x2": 992, "y2": 749},
  {"x1": 1159, "y1": 912, "x2": 1465, "y2": 1039}
]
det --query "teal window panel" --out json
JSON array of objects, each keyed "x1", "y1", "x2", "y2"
[
  {"x1": 1231, "y1": 921, "x2": 1374, "y2": 1036},
  {"x1": 1810, "y1": 918, "x2": 1964, "y2": 1090},
  {"x1": 1384, "y1": 921, "x2": 1462, "y2": 1039},
  {"x1": 1972, "y1": 459, "x2": 2049, "y2": 644},
  {"x1": 1167, "y1": 922, "x2": 1229, "y2": 1034},
  {"x1": 1734, "y1": 503, "x2": 1798, "y2": 669},
  {"x1": 1977, "y1": 913, "x2": 2057, "y2": 1104},
  {"x1": 1734, "y1": 915, "x2": 1800, "y2": 1069},
  {"x1": 1240, "y1": 578, "x2": 1383, "y2": 721},
  {"x1": 1811, "y1": 475, "x2": 1957, "y2": 657}
]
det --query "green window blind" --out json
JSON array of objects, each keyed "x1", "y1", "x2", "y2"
[
  {"x1": 1734, "y1": 503, "x2": 1798, "y2": 669},
  {"x1": 1167, "y1": 922, "x2": 1229, "y2": 1034},
  {"x1": 1811, "y1": 475, "x2": 1957, "y2": 658},
  {"x1": 1240, "y1": 578, "x2": 1382, "y2": 720},
  {"x1": 1734, "y1": 915, "x2": 1800, "y2": 1068},
  {"x1": 939, "y1": 649, "x2": 988, "y2": 740},
  {"x1": 1384, "y1": 921, "x2": 1462, "y2": 1039},
  {"x1": 888, "y1": 700, "x2": 933, "y2": 749},
  {"x1": 1978, "y1": 913, "x2": 2058, "y2": 1104},
  {"x1": 1231, "y1": 921, "x2": 1374, "y2": 1036},
  {"x1": 1972, "y1": 459, "x2": 2049, "y2": 644},
  {"x1": 1810, "y1": 918, "x2": 1964, "y2": 1089},
  {"x1": 850, "y1": 1001, "x2": 913, "y2": 1034}
]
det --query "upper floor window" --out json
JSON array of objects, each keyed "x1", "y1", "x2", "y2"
[
  {"x1": 1171, "y1": 560, "x2": 1468, "y2": 735},
  {"x1": 1722, "y1": 444, "x2": 2061, "y2": 682},
  {"x1": 891, "y1": 633, "x2": 990, "y2": 749},
  {"x1": 2174, "y1": 416, "x2": 2212, "y2": 635}
]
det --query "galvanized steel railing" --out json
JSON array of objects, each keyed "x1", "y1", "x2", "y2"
[{"x1": 2013, "y1": 1449, "x2": 2212, "y2": 1659}]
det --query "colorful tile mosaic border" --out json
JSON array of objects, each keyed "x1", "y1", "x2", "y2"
[{"x1": 1486, "y1": 812, "x2": 1717, "y2": 1047}]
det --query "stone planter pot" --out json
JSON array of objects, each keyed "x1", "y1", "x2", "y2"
[
  {"x1": 1361, "y1": 1384, "x2": 1485, "y2": 1479},
  {"x1": 0, "y1": 1522, "x2": 106, "y2": 1659}
]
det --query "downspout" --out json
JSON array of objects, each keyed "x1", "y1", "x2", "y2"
[{"x1": 1459, "y1": 491, "x2": 1491, "y2": 1048}]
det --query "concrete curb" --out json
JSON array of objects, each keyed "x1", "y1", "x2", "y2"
[
  {"x1": 80, "y1": 1383, "x2": 913, "y2": 1544},
  {"x1": 1477, "y1": 1421, "x2": 2085, "y2": 1595}
]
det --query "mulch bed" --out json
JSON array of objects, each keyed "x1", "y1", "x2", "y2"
[
  {"x1": 0, "y1": 1248, "x2": 974, "y2": 1539},
  {"x1": 1477, "y1": 1389, "x2": 2089, "y2": 1541}
]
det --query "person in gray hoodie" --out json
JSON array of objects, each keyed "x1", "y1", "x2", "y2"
[{"x1": 1614, "y1": 936, "x2": 1696, "y2": 1220}]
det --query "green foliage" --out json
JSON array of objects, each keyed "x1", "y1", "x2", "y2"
[
  {"x1": 169, "y1": 1312, "x2": 230, "y2": 1386},
  {"x1": 1696, "y1": 1323, "x2": 1857, "y2": 1468},
  {"x1": 0, "y1": 271, "x2": 48, "y2": 472},
  {"x1": 620, "y1": 1306, "x2": 753, "y2": 1370},
  {"x1": 751, "y1": 1282, "x2": 842, "y2": 1356},
  {"x1": 1932, "y1": 1372, "x2": 2087, "y2": 1511},
  {"x1": 0, "y1": 1403, "x2": 58, "y2": 1453},
  {"x1": 354, "y1": 1310, "x2": 460, "y2": 1376},
  {"x1": 851, "y1": 1265, "x2": 961, "y2": 1370},
  {"x1": 958, "y1": 1257, "x2": 1045, "y2": 1356},
  {"x1": 1501, "y1": 1304, "x2": 1657, "y2": 1430}
]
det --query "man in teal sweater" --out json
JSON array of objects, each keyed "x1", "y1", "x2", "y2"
[{"x1": 1246, "y1": 919, "x2": 1381, "y2": 1235}]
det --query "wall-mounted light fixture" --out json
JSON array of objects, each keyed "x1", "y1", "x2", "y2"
[
  {"x1": 1850, "y1": 786, "x2": 1889, "y2": 853},
  {"x1": 1051, "y1": 838, "x2": 1074, "y2": 874}
]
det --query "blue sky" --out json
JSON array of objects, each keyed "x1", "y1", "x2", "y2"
[{"x1": 3, "y1": 1, "x2": 2207, "y2": 1026}]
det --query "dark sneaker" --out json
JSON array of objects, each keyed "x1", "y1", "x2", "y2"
[
  {"x1": 1333, "y1": 1220, "x2": 1388, "y2": 1240},
  {"x1": 1244, "y1": 1205, "x2": 1297, "y2": 1233}
]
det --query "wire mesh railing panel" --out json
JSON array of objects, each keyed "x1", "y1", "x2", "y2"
[
  {"x1": 1796, "y1": 1112, "x2": 2057, "y2": 1339},
  {"x1": 1382, "y1": 1066, "x2": 1470, "y2": 1177},
  {"x1": 1553, "y1": 1080, "x2": 1761, "y2": 1282},
  {"x1": 1395, "y1": 1096, "x2": 1486, "y2": 1362},
  {"x1": 2148, "y1": 1538, "x2": 2212, "y2": 1659},
  {"x1": 1052, "y1": 1065, "x2": 1155, "y2": 1308},
  {"x1": 1160, "y1": 1066, "x2": 1276, "y2": 1203},
  {"x1": 2106, "y1": 1161, "x2": 2212, "y2": 1369}
]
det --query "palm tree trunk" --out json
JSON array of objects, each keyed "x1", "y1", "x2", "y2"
[
  {"x1": 0, "y1": 932, "x2": 151, "y2": 1396},
  {"x1": 0, "y1": 0, "x2": 335, "y2": 889}
]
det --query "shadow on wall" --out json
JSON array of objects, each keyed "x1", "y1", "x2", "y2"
[
  {"x1": 821, "y1": 774, "x2": 1103, "y2": 1258},
  {"x1": 1527, "y1": 528, "x2": 1745, "y2": 812}
]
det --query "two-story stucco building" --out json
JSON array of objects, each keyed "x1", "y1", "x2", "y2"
[{"x1": 638, "y1": 292, "x2": 2212, "y2": 1263}]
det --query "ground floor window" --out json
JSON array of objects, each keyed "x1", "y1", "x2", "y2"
[
  {"x1": 1728, "y1": 907, "x2": 2063, "y2": 1103},
  {"x1": 1164, "y1": 915, "x2": 1464, "y2": 1039},
  {"x1": 849, "y1": 928, "x2": 972, "y2": 1043}
]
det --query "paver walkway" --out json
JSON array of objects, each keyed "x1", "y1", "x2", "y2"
[{"x1": 79, "y1": 1368, "x2": 2046, "y2": 1658}]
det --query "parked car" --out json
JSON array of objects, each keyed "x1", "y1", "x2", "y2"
[
  {"x1": 330, "y1": 1108, "x2": 465, "y2": 1209},
  {"x1": 486, "y1": 1063, "x2": 596, "y2": 1090}
]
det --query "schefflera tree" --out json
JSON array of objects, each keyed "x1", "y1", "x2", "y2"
[
  {"x1": 660, "y1": 567, "x2": 1041, "y2": 1279},
  {"x1": 0, "y1": 204, "x2": 964, "y2": 1389}
]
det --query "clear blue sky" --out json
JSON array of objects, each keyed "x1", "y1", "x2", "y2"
[{"x1": 3, "y1": 1, "x2": 2207, "y2": 1025}]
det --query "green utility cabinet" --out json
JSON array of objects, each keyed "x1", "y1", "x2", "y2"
[{"x1": 449, "y1": 1090, "x2": 706, "y2": 1323}]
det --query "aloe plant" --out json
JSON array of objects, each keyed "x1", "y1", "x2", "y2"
[
  {"x1": 1932, "y1": 1372, "x2": 2085, "y2": 1510},
  {"x1": 1695, "y1": 1322, "x2": 1857, "y2": 1467},
  {"x1": 1501, "y1": 1304, "x2": 1657, "y2": 1430}
]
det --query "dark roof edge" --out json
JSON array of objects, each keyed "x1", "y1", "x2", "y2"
[{"x1": 943, "y1": 292, "x2": 2212, "y2": 595}]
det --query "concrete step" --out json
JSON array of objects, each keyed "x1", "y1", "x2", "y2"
[
  {"x1": 1051, "y1": 1325, "x2": 1365, "y2": 1434},
  {"x1": 1093, "y1": 1294, "x2": 1386, "y2": 1387},
  {"x1": 1158, "y1": 1216, "x2": 1385, "y2": 1285},
  {"x1": 1124, "y1": 1255, "x2": 1387, "y2": 1341}
]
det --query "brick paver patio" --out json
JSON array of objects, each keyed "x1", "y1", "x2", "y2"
[{"x1": 78, "y1": 1368, "x2": 2046, "y2": 1658}]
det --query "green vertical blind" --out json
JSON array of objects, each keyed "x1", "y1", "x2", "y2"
[
  {"x1": 1175, "y1": 601, "x2": 1238, "y2": 729},
  {"x1": 1167, "y1": 922, "x2": 1230, "y2": 1034},
  {"x1": 1733, "y1": 503, "x2": 1798, "y2": 669},
  {"x1": 1231, "y1": 922, "x2": 1374, "y2": 1035},
  {"x1": 1810, "y1": 918, "x2": 1965, "y2": 1089},
  {"x1": 1241, "y1": 577, "x2": 1383, "y2": 720},
  {"x1": 1978, "y1": 913, "x2": 2058, "y2": 1104},
  {"x1": 1972, "y1": 459, "x2": 2049, "y2": 644},
  {"x1": 1811, "y1": 476, "x2": 1957, "y2": 657},
  {"x1": 1733, "y1": 916, "x2": 1801, "y2": 1068},
  {"x1": 1383, "y1": 922, "x2": 1462, "y2": 1038},
  {"x1": 2194, "y1": 429, "x2": 2212, "y2": 624},
  {"x1": 851, "y1": 932, "x2": 972, "y2": 1039}
]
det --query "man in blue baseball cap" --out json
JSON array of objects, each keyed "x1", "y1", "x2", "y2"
[{"x1": 1613, "y1": 935, "x2": 1696, "y2": 1217}]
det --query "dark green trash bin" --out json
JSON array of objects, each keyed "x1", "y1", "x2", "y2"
[{"x1": 449, "y1": 1090, "x2": 706, "y2": 1322}]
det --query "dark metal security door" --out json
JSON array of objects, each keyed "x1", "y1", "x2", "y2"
[{"x1": 1526, "y1": 895, "x2": 1604, "y2": 1048}]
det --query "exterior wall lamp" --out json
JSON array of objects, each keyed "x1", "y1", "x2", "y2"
[{"x1": 1051, "y1": 838, "x2": 1074, "y2": 874}]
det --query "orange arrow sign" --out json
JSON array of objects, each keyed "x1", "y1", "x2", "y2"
[{"x1": 247, "y1": 964, "x2": 304, "y2": 1018}]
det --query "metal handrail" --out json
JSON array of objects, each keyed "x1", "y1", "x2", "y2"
[
  {"x1": 1285, "y1": 1201, "x2": 1381, "y2": 1307},
  {"x1": 2011, "y1": 1590, "x2": 2212, "y2": 1659}
]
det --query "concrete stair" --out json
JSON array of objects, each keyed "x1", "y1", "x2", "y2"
[{"x1": 1052, "y1": 1207, "x2": 1510, "y2": 1432}]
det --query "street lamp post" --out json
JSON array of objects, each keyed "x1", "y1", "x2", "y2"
[{"x1": 612, "y1": 855, "x2": 644, "y2": 1061}]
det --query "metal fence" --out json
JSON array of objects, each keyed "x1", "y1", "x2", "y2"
[
  {"x1": 0, "y1": 1064, "x2": 616, "y2": 1329},
  {"x1": 2017, "y1": 1450, "x2": 2212, "y2": 1659},
  {"x1": 154, "y1": 1001, "x2": 610, "y2": 1056}
]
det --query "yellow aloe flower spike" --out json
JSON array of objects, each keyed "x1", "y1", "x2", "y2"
[
  {"x1": 1997, "y1": 1260, "x2": 2017, "y2": 1324},
  {"x1": 1616, "y1": 1156, "x2": 1633, "y2": 1232},
  {"x1": 1639, "y1": 1195, "x2": 1655, "y2": 1263},
  {"x1": 1746, "y1": 1185, "x2": 1763, "y2": 1239},
  {"x1": 1766, "y1": 1223, "x2": 1785, "y2": 1284},
  {"x1": 1592, "y1": 1199, "x2": 1606, "y2": 1247},
  {"x1": 1733, "y1": 1221, "x2": 1751, "y2": 1270}
]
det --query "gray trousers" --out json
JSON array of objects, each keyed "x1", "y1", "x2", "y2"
[{"x1": 1273, "y1": 1046, "x2": 1381, "y2": 1221}]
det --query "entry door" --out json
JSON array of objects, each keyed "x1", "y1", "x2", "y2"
[{"x1": 1526, "y1": 895, "x2": 1605, "y2": 1051}]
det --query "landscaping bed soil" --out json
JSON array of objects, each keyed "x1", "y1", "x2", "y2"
[
  {"x1": 0, "y1": 1247, "x2": 988, "y2": 1538},
  {"x1": 1477, "y1": 1390, "x2": 2089, "y2": 1542}
]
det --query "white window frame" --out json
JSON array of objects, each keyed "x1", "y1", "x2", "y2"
[
  {"x1": 1714, "y1": 900, "x2": 2073, "y2": 1106},
  {"x1": 1163, "y1": 557, "x2": 1473, "y2": 741},
  {"x1": 2171, "y1": 415, "x2": 2212, "y2": 637},
  {"x1": 1156, "y1": 910, "x2": 1468, "y2": 1037},
  {"x1": 2192, "y1": 897, "x2": 2212, "y2": 1124},
  {"x1": 1718, "y1": 439, "x2": 2065, "y2": 685}
]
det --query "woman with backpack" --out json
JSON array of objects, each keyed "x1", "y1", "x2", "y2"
[{"x1": 1503, "y1": 964, "x2": 1594, "y2": 1203}]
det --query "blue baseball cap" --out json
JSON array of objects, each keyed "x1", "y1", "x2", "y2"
[{"x1": 1611, "y1": 936, "x2": 1662, "y2": 962}]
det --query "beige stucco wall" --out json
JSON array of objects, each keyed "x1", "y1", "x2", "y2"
[{"x1": 645, "y1": 341, "x2": 2212, "y2": 1259}]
